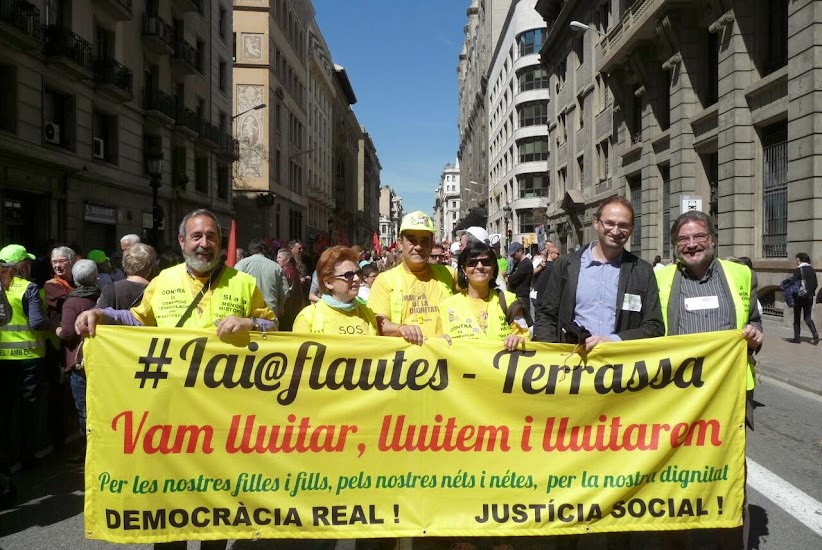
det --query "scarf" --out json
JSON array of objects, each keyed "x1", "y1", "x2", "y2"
[
  {"x1": 322, "y1": 293, "x2": 357, "y2": 312},
  {"x1": 69, "y1": 285, "x2": 101, "y2": 300},
  {"x1": 49, "y1": 276, "x2": 74, "y2": 295}
]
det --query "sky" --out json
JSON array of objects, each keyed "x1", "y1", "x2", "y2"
[{"x1": 313, "y1": 0, "x2": 467, "y2": 215}]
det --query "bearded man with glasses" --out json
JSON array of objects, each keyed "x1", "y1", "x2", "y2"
[{"x1": 534, "y1": 196, "x2": 664, "y2": 351}]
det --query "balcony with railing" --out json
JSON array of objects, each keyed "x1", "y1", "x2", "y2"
[
  {"x1": 92, "y1": 0, "x2": 132, "y2": 21},
  {"x1": 42, "y1": 25, "x2": 93, "y2": 77},
  {"x1": 143, "y1": 87, "x2": 176, "y2": 125},
  {"x1": 172, "y1": 38, "x2": 200, "y2": 74},
  {"x1": 0, "y1": 0, "x2": 41, "y2": 49},
  {"x1": 93, "y1": 57, "x2": 133, "y2": 102},
  {"x1": 198, "y1": 119, "x2": 220, "y2": 148},
  {"x1": 174, "y1": 100, "x2": 200, "y2": 136},
  {"x1": 217, "y1": 132, "x2": 240, "y2": 160},
  {"x1": 599, "y1": 0, "x2": 669, "y2": 73},
  {"x1": 142, "y1": 14, "x2": 174, "y2": 55}
]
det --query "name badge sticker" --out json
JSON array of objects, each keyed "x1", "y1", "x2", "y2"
[
  {"x1": 622, "y1": 293, "x2": 642, "y2": 312},
  {"x1": 684, "y1": 296, "x2": 720, "y2": 311}
]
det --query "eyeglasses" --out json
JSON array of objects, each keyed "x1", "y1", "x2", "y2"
[
  {"x1": 331, "y1": 269, "x2": 362, "y2": 282},
  {"x1": 465, "y1": 257, "x2": 494, "y2": 267},
  {"x1": 676, "y1": 233, "x2": 710, "y2": 246},
  {"x1": 430, "y1": 254, "x2": 444, "y2": 260},
  {"x1": 598, "y1": 220, "x2": 633, "y2": 232}
]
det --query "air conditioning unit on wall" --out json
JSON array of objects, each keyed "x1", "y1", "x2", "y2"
[
  {"x1": 93, "y1": 138, "x2": 105, "y2": 159},
  {"x1": 44, "y1": 122, "x2": 61, "y2": 145}
]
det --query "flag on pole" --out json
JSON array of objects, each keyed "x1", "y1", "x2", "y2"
[
  {"x1": 226, "y1": 219, "x2": 237, "y2": 267},
  {"x1": 372, "y1": 231, "x2": 382, "y2": 255}
]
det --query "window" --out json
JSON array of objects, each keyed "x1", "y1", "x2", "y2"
[
  {"x1": 196, "y1": 38, "x2": 205, "y2": 72},
  {"x1": 92, "y1": 109, "x2": 117, "y2": 163},
  {"x1": 517, "y1": 66, "x2": 549, "y2": 91},
  {"x1": 575, "y1": 34, "x2": 584, "y2": 65},
  {"x1": 558, "y1": 167, "x2": 567, "y2": 193},
  {"x1": 555, "y1": 61, "x2": 567, "y2": 91},
  {"x1": 518, "y1": 101, "x2": 548, "y2": 127},
  {"x1": 595, "y1": 0, "x2": 611, "y2": 35},
  {"x1": 704, "y1": 32, "x2": 719, "y2": 106},
  {"x1": 517, "y1": 28, "x2": 546, "y2": 56},
  {"x1": 232, "y1": 33, "x2": 236, "y2": 62},
  {"x1": 518, "y1": 174, "x2": 548, "y2": 198},
  {"x1": 195, "y1": 155, "x2": 208, "y2": 193},
  {"x1": 577, "y1": 95, "x2": 585, "y2": 129},
  {"x1": 172, "y1": 145, "x2": 187, "y2": 189},
  {"x1": 519, "y1": 209, "x2": 541, "y2": 233},
  {"x1": 630, "y1": 91, "x2": 642, "y2": 144},
  {"x1": 596, "y1": 140, "x2": 610, "y2": 182},
  {"x1": 595, "y1": 74, "x2": 610, "y2": 113},
  {"x1": 0, "y1": 65, "x2": 17, "y2": 133},
  {"x1": 762, "y1": 122, "x2": 788, "y2": 257},
  {"x1": 217, "y1": 164, "x2": 229, "y2": 200},
  {"x1": 218, "y1": 6, "x2": 227, "y2": 40},
  {"x1": 661, "y1": 166, "x2": 671, "y2": 258},
  {"x1": 577, "y1": 155, "x2": 585, "y2": 187},
  {"x1": 765, "y1": 0, "x2": 788, "y2": 75},
  {"x1": 517, "y1": 136, "x2": 549, "y2": 162},
  {"x1": 143, "y1": 134, "x2": 162, "y2": 176},
  {"x1": 629, "y1": 176, "x2": 642, "y2": 250},
  {"x1": 557, "y1": 112, "x2": 567, "y2": 145},
  {"x1": 43, "y1": 86, "x2": 75, "y2": 150},
  {"x1": 219, "y1": 60, "x2": 227, "y2": 92}
]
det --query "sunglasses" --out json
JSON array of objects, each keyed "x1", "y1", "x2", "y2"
[
  {"x1": 465, "y1": 257, "x2": 494, "y2": 267},
  {"x1": 331, "y1": 269, "x2": 362, "y2": 282},
  {"x1": 430, "y1": 254, "x2": 444, "y2": 259}
]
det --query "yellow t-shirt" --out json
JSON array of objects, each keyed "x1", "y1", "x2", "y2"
[
  {"x1": 367, "y1": 263, "x2": 454, "y2": 336},
  {"x1": 292, "y1": 300, "x2": 379, "y2": 336},
  {"x1": 437, "y1": 291, "x2": 531, "y2": 341}
]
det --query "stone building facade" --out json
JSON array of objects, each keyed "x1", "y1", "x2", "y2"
[
  {"x1": 378, "y1": 184, "x2": 402, "y2": 248},
  {"x1": 535, "y1": 0, "x2": 822, "y2": 316},
  {"x1": 0, "y1": 0, "x2": 237, "y2": 254},
  {"x1": 433, "y1": 160, "x2": 461, "y2": 243}
]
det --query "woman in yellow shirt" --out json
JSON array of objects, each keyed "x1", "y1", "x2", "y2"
[
  {"x1": 438, "y1": 240, "x2": 529, "y2": 350},
  {"x1": 293, "y1": 246, "x2": 379, "y2": 335}
]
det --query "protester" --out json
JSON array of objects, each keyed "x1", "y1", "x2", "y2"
[
  {"x1": 652, "y1": 254, "x2": 665, "y2": 271},
  {"x1": 0, "y1": 244, "x2": 48, "y2": 510},
  {"x1": 293, "y1": 246, "x2": 378, "y2": 336},
  {"x1": 357, "y1": 263, "x2": 379, "y2": 304},
  {"x1": 534, "y1": 196, "x2": 664, "y2": 351},
  {"x1": 430, "y1": 242, "x2": 447, "y2": 265},
  {"x1": 505, "y1": 242, "x2": 533, "y2": 326},
  {"x1": 276, "y1": 248, "x2": 305, "y2": 331},
  {"x1": 75, "y1": 209, "x2": 276, "y2": 550},
  {"x1": 86, "y1": 249, "x2": 114, "y2": 289},
  {"x1": 438, "y1": 241, "x2": 529, "y2": 350},
  {"x1": 44, "y1": 246, "x2": 76, "y2": 326},
  {"x1": 532, "y1": 244, "x2": 559, "y2": 306},
  {"x1": 655, "y1": 210, "x2": 763, "y2": 549},
  {"x1": 235, "y1": 239, "x2": 289, "y2": 318},
  {"x1": 789, "y1": 252, "x2": 818, "y2": 344},
  {"x1": 96, "y1": 243, "x2": 157, "y2": 310},
  {"x1": 367, "y1": 211, "x2": 455, "y2": 344},
  {"x1": 57, "y1": 259, "x2": 100, "y2": 454}
]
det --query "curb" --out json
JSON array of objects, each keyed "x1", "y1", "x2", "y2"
[{"x1": 756, "y1": 361, "x2": 822, "y2": 397}]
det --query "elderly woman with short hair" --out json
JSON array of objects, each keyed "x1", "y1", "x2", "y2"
[
  {"x1": 97, "y1": 243, "x2": 157, "y2": 310},
  {"x1": 58, "y1": 259, "x2": 101, "y2": 442},
  {"x1": 293, "y1": 246, "x2": 378, "y2": 335}
]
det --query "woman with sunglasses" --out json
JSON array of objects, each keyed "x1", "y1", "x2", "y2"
[
  {"x1": 438, "y1": 240, "x2": 529, "y2": 351},
  {"x1": 293, "y1": 246, "x2": 379, "y2": 336}
]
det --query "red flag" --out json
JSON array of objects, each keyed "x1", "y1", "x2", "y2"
[
  {"x1": 372, "y1": 231, "x2": 382, "y2": 255},
  {"x1": 226, "y1": 219, "x2": 237, "y2": 267}
]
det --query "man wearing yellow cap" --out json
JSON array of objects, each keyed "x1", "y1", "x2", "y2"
[
  {"x1": 0, "y1": 244, "x2": 49, "y2": 510},
  {"x1": 368, "y1": 211, "x2": 455, "y2": 344}
]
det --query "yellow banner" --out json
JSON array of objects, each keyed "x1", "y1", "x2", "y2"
[{"x1": 84, "y1": 327, "x2": 747, "y2": 543}]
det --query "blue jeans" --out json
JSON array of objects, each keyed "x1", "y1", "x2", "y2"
[{"x1": 69, "y1": 370, "x2": 87, "y2": 435}]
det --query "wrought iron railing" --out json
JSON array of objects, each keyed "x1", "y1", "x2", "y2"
[
  {"x1": 143, "y1": 87, "x2": 176, "y2": 120},
  {"x1": 198, "y1": 119, "x2": 220, "y2": 145},
  {"x1": 174, "y1": 100, "x2": 200, "y2": 134},
  {"x1": 142, "y1": 14, "x2": 174, "y2": 48},
  {"x1": 762, "y1": 141, "x2": 788, "y2": 257},
  {"x1": 42, "y1": 25, "x2": 93, "y2": 71},
  {"x1": 218, "y1": 132, "x2": 239, "y2": 157},
  {"x1": 94, "y1": 57, "x2": 133, "y2": 95},
  {"x1": 172, "y1": 38, "x2": 200, "y2": 72},
  {"x1": 0, "y1": 0, "x2": 41, "y2": 40}
]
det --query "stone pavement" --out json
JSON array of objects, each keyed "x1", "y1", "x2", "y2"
[{"x1": 757, "y1": 317, "x2": 822, "y2": 395}]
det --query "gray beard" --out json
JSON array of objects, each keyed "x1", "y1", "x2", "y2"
[{"x1": 185, "y1": 253, "x2": 218, "y2": 273}]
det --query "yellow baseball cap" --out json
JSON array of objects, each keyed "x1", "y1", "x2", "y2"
[{"x1": 399, "y1": 211, "x2": 435, "y2": 234}]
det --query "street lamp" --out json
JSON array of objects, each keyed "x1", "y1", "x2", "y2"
[
  {"x1": 232, "y1": 103, "x2": 266, "y2": 121},
  {"x1": 569, "y1": 20, "x2": 607, "y2": 36},
  {"x1": 146, "y1": 153, "x2": 164, "y2": 249}
]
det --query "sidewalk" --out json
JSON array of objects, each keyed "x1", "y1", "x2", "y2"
[{"x1": 756, "y1": 318, "x2": 822, "y2": 395}]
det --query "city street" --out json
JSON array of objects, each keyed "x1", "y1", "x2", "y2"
[{"x1": 2, "y1": 321, "x2": 821, "y2": 550}]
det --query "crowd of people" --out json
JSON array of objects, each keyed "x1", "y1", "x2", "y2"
[{"x1": 0, "y1": 202, "x2": 820, "y2": 550}]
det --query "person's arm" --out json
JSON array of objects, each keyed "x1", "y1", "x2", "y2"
[
  {"x1": 0, "y1": 286, "x2": 10, "y2": 326},
  {"x1": 614, "y1": 264, "x2": 665, "y2": 342},
  {"x1": 59, "y1": 300, "x2": 83, "y2": 348},
  {"x1": 507, "y1": 262, "x2": 527, "y2": 290},
  {"x1": 533, "y1": 259, "x2": 564, "y2": 342},
  {"x1": 24, "y1": 283, "x2": 49, "y2": 331}
]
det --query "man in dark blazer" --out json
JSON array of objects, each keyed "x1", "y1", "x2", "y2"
[
  {"x1": 506, "y1": 241, "x2": 533, "y2": 325},
  {"x1": 533, "y1": 196, "x2": 664, "y2": 351}
]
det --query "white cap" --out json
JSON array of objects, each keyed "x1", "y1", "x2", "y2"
[
  {"x1": 458, "y1": 226, "x2": 490, "y2": 244},
  {"x1": 450, "y1": 242, "x2": 461, "y2": 254}
]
